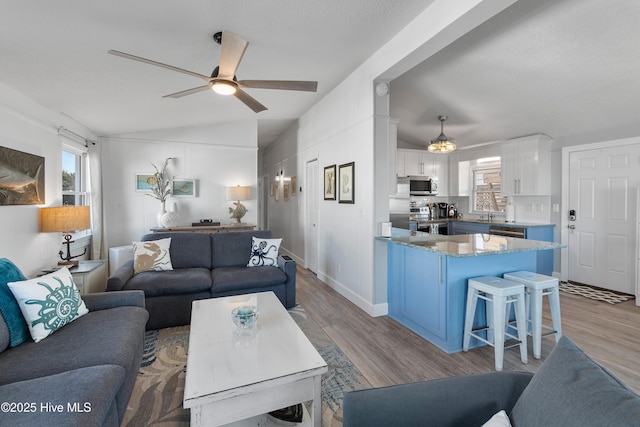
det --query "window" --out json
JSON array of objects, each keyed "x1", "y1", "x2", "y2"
[
  {"x1": 62, "y1": 149, "x2": 88, "y2": 206},
  {"x1": 472, "y1": 163, "x2": 507, "y2": 214}
]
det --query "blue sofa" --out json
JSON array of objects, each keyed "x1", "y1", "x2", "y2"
[
  {"x1": 107, "y1": 230, "x2": 296, "y2": 330},
  {"x1": 343, "y1": 336, "x2": 640, "y2": 426},
  {"x1": 0, "y1": 259, "x2": 148, "y2": 427}
]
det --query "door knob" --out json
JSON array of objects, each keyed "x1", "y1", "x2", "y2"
[{"x1": 568, "y1": 225, "x2": 576, "y2": 229}]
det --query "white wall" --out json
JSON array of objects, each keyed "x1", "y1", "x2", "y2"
[
  {"x1": 263, "y1": 0, "x2": 517, "y2": 316},
  {"x1": 101, "y1": 120, "x2": 258, "y2": 249},
  {"x1": 0, "y1": 82, "x2": 96, "y2": 277}
]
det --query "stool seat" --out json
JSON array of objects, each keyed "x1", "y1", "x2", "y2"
[
  {"x1": 463, "y1": 276, "x2": 528, "y2": 371},
  {"x1": 504, "y1": 271, "x2": 562, "y2": 359}
]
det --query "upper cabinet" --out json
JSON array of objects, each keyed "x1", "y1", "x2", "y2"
[
  {"x1": 500, "y1": 134, "x2": 552, "y2": 196},
  {"x1": 397, "y1": 148, "x2": 448, "y2": 195}
]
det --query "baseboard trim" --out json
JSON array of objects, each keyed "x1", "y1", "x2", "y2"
[{"x1": 317, "y1": 272, "x2": 388, "y2": 317}]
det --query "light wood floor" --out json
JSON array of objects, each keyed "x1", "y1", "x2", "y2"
[{"x1": 296, "y1": 266, "x2": 640, "y2": 393}]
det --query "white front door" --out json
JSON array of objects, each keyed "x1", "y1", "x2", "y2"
[
  {"x1": 568, "y1": 145, "x2": 640, "y2": 294},
  {"x1": 306, "y1": 159, "x2": 319, "y2": 273}
]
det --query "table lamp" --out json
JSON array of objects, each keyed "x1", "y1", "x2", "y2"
[
  {"x1": 40, "y1": 205, "x2": 91, "y2": 266},
  {"x1": 226, "y1": 185, "x2": 250, "y2": 223}
]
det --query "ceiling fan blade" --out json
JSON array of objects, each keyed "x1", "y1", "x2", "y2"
[
  {"x1": 238, "y1": 80, "x2": 318, "y2": 92},
  {"x1": 233, "y1": 88, "x2": 268, "y2": 113},
  {"x1": 162, "y1": 84, "x2": 212, "y2": 98},
  {"x1": 217, "y1": 31, "x2": 249, "y2": 80},
  {"x1": 108, "y1": 49, "x2": 211, "y2": 82}
]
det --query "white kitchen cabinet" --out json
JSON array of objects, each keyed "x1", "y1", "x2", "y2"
[
  {"x1": 501, "y1": 134, "x2": 552, "y2": 196},
  {"x1": 397, "y1": 148, "x2": 449, "y2": 195}
]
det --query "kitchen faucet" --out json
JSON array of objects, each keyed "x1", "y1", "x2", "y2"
[{"x1": 484, "y1": 200, "x2": 494, "y2": 222}]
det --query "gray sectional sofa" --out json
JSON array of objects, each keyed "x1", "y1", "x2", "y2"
[
  {"x1": 107, "y1": 230, "x2": 296, "y2": 330},
  {"x1": 0, "y1": 288, "x2": 148, "y2": 426},
  {"x1": 343, "y1": 336, "x2": 640, "y2": 427}
]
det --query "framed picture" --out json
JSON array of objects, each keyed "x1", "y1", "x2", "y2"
[
  {"x1": 339, "y1": 162, "x2": 355, "y2": 204},
  {"x1": 284, "y1": 183, "x2": 290, "y2": 201},
  {"x1": 135, "y1": 173, "x2": 156, "y2": 192},
  {"x1": 275, "y1": 184, "x2": 280, "y2": 201},
  {"x1": 270, "y1": 181, "x2": 275, "y2": 196},
  {"x1": 0, "y1": 146, "x2": 45, "y2": 205},
  {"x1": 171, "y1": 179, "x2": 196, "y2": 197},
  {"x1": 291, "y1": 176, "x2": 297, "y2": 196},
  {"x1": 324, "y1": 165, "x2": 336, "y2": 200}
]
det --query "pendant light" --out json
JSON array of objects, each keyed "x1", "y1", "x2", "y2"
[{"x1": 428, "y1": 115, "x2": 457, "y2": 154}]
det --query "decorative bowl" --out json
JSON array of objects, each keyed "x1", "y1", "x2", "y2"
[{"x1": 231, "y1": 305, "x2": 258, "y2": 328}]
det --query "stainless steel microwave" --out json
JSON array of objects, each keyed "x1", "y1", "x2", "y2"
[{"x1": 408, "y1": 176, "x2": 438, "y2": 196}]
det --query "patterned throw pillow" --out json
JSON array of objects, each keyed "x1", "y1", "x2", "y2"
[
  {"x1": 133, "y1": 237, "x2": 173, "y2": 274},
  {"x1": 247, "y1": 237, "x2": 282, "y2": 267},
  {"x1": 7, "y1": 267, "x2": 88, "y2": 343}
]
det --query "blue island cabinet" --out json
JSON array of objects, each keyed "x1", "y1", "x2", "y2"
[{"x1": 387, "y1": 242, "x2": 538, "y2": 354}]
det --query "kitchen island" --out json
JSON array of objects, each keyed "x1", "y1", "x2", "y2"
[{"x1": 379, "y1": 229, "x2": 564, "y2": 353}]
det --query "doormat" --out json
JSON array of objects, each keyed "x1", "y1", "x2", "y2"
[{"x1": 559, "y1": 281, "x2": 635, "y2": 304}]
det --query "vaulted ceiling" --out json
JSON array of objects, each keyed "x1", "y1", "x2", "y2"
[
  {"x1": 2, "y1": 1, "x2": 639, "y2": 150},
  {"x1": 0, "y1": 0, "x2": 433, "y2": 146}
]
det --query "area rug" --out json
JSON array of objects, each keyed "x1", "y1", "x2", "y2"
[
  {"x1": 122, "y1": 305, "x2": 370, "y2": 427},
  {"x1": 559, "y1": 281, "x2": 634, "y2": 304}
]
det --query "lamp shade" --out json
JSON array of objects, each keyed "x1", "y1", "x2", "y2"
[
  {"x1": 226, "y1": 186, "x2": 251, "y2": 201},
  {"x1": 40, "y1": 206, "x2": 91, "y2": 233}
]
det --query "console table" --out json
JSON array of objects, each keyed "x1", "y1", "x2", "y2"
[{"x1": 150, "y1": 224, "x2": 256, "y2": 234}]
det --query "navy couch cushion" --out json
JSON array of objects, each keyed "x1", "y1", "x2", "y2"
[
  {"x1": 510, "y1": 336, "x2": 640, "y2": 426},
  {"x1": 0, "y1": 258, "x2": 29, "y2": 349},
  {"x1": 123, "y1": 268, "x2": 212, "y2": 297},
  {"x1": 212, "y1": 230, "x2": 272, "y2": 268},
  {"x1": 141, "y1": 232, "x2": 212, "y2": 269},
  {"x1": 0, "y1": 305, "x2": 148, "y2": 386},
  {"x1": 212, "y1": 266, "x2": 287, "y2": 293},
  {"x1": 0, "y1": 365, "x2": 124, "y2": 427}
]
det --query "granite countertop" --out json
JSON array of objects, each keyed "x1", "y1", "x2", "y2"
[{"x1": 376, "y1": 230, "x2": 565, "y2": 257}]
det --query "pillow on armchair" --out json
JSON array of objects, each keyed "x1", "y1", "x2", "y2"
[{"x1": 0, "y1": 258, "x2": 29, "y2": 347}]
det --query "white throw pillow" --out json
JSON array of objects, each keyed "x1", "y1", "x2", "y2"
[
  {"x1": 133, "y1": 237, "x2": 173, "y2": 274},
  {"x1": 248, "y1": 237, "x2": 282, "y2": 267},
  {"x1": 481, "y1": 410, "x2": 512, "y2": 427},
  {"x1": 7, "y1": 267, "x2": 88, "y2": 343}
]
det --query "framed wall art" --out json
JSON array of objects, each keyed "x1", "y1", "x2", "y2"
[
  {"x1": 284, "y1": 183, "x2": 289, "y2": 201},
  {"x1": 136, "y1": 173, "x2": 156, "y2": 192},
  {"x1": 324, "y1": 165, "x2": 336, "y2": 200},
  {"x1": 270, "y1": 181, "x2": 275, "y2": 196},
  {"x1": 291, "y1": 176, "x2": 297, "y2": 196},
  {"x1": 275, "y1": 184, "x2": 280, "y2": 201},
  {"x1": 0, "y1": 146, "x2": 45, "y2": 205},
  {"x1": 172, "y1": 179, "x2": 197, "y2": 197},
  {"x1": 339, "y1": 162, "x2": 355, "y2": 204}
]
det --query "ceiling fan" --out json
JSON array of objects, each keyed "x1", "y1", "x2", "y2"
[{"x1": 108, "y1": 31, "x2": 318, "y2": 113}]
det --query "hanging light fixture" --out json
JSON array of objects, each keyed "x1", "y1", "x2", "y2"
[{"x1": 428, "y1": 115, "x2": 457, "y2": 154}]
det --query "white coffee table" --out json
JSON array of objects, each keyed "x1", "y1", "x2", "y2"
[{"x1": 184, "y1": 292, "x2": 328, "y2": 427}]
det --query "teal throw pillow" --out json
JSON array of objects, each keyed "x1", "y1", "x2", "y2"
[
  {"x1": 0, "y1": 258, "x2": 29, "y2": 347},
  {"x1": 7, "y1": 267, "x2": 88, "y2": 343}
]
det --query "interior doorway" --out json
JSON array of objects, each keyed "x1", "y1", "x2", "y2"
[
  {"x1": 305, "y1": 158, "x2": 319, "y2": 273},
  {"x1": 563, "y1": 140, "x2": 640, "y2": 298}
]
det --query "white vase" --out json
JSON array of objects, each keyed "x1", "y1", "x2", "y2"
[
  {"x1": 156, "y1": 200, "x2": 167, "y2": 227},
  {"x1": 161, "y1": 202, "x2": 181, "y2": 227}
]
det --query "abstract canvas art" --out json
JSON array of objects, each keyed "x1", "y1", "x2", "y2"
[{"x1": 0, "y1": 146, "x2": 45, "y2": 205}]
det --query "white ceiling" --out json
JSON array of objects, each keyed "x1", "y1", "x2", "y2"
[
  {"x1": 0, "y1": 0, "x2": 433, "y2": 146},
  {"x1": 391, "y1": 0, "x2": 640, "y2": 149},
  {"x1": 3, "y1": 1, "x2": 639, "y2": 151}
]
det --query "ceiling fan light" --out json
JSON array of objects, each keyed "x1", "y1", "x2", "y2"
[
  {"x1": 211, "y1": 80, "x2": 236, "y2": 95},
  {"x1": 427, "y1": 115, "x2": 457, "y2": 154}
]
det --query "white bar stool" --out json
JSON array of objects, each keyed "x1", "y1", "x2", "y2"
[
  {"x1": 463, "y1": 276, "x2": 528, "y2": 371},
  {"x1": 503, "y1": 271, "x2": 562, "y2": 359}
]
